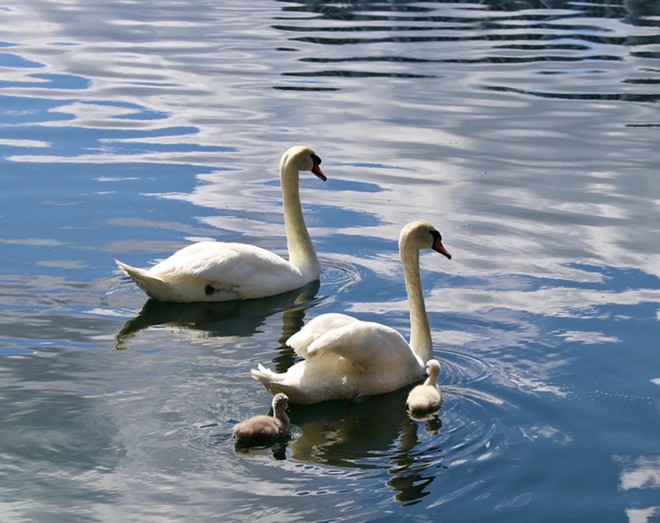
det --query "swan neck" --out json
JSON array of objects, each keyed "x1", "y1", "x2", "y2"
[
  {"x1": 281, "y1": 161, "x2": 320, "y2": 279},
  {"x1": 401, "y1": 246, "x2": 433, "y2": 362}
]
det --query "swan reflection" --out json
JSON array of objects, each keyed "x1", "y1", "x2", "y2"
[
  {"x1": 287, "y1": 387, "x2": 444, "y2": 504},
  {"x1": 115, "y1": 280, "x2": 319, "y2": 349}
]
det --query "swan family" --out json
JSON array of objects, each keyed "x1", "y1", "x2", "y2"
[{"x1": 116, "y1": 145, "x2": 449, "y2": 445}]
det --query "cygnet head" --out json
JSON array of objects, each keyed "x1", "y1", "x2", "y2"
[
  {"x1": 399, "y1": 221, "x2": 452, "y2": 260},
  {"x1": 424, "y1": 359, "x2": 441, "y2": 384},
  {"x1": 272, "y1": 392, "x2": 289, "y2": 414},
  {"x1": 280, "y1": 145, "x2": 326, "y2": 181}
]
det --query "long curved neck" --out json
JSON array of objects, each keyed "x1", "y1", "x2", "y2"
[
  {"x1": 400, "y1": 244, "x2": 433, "y2": 362},
  {"x1": 280, "y1": 160, "x2": 320, "y2": 279}
]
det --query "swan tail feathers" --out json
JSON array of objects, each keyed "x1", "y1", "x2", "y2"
[
  {"x1": 251, "y1": 364, "x2": 279, "y2": 384},
  {"x1": 251, "y1": 364, "x2": 294, "y2": 396},
  {"x1": 115, "y1": 260, "x2": 172, "y2": 301}
]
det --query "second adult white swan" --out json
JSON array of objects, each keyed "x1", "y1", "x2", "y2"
[
  {"x1": 251, "y1": 220, "x2": 452, "y2": 404},
  {"x1": 116, "y1": 145, "x2": 327, "y2": 302}
]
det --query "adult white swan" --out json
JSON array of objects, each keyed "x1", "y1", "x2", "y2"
[
  {"x1": 116, "y1": 145, "x2": 327, "y2": 302},
  {"x1": 251, "y1": 220, "x2": 452, "y2": 404}
]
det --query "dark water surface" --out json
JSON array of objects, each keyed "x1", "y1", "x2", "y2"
[{"x1": 1, "y1": 1, "x2": 659, "y2": 521}]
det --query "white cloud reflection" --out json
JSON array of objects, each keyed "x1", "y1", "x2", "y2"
[
  {"x1": 0, "y1": 139, "x2": 49, "y2": 148},
  {"x1": 618, "y1": 456, "x2": 660, "y2": 491},
  {"x1": 557, "y1": 330, "x2": 621, "y2": 345},
  {"x1": 349, "y1": 284, "x2": 660, "y2": 323},
  {"x1": 626, "y1": 507, "x2": 659, "y2": 523}
]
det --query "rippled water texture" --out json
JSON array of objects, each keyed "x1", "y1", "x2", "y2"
[{"x1": 1, "y1": 1, "x2": 659, "y2": 522}]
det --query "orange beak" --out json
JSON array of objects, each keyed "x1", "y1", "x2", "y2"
[
  {"x1": 433, "y1": 238, "x2": 452, "y2": 259},
  {"x1": 312, "y1": 163, "x2": 327, "y2": 181}
]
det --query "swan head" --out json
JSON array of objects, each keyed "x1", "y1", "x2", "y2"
[
  {"x1": 281, "y1": 145, "x2": 327, "y2": 181},
  {"x1": 272, "y1": 392, "x2": 289, "y2": 413},
  {"x1": 400, "y1": 221, "x2": 452, "y2": 260},
  {"x1": 424, "y1": 359, "x2": 441, "y2": 382}
]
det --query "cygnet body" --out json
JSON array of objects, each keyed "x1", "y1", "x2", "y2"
[
  {"x1": 406, "y1": 359, "x2": 442, "y2": 413},
  {"x1": 233, "y1": 393, "x2": 290, "y2": 445}
]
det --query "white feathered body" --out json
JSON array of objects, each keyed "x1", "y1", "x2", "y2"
[
  {"x1": 251, "y1": 313, "x2": 425, "y2": 404},
  {"x1": 117, "y1": 241, "x2": 312, "y2": 303}
]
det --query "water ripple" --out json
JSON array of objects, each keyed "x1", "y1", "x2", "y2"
[
  {"x1": 316, "y1": 256, "x2": 364, "y2": 304},
  {"x1": 440, "y1": 348, "x2": 493, "y2": 387},
  {"x1": 186, "y1": 372, "x2": 507, "y2": 508},
  {"x1": 271, "y1": 0, "x2": 660, "y2": 103}
]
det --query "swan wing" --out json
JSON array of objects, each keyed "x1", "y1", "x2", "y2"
[
  {"x1": 303, "y1": 318, "x2": 419, "y2": 369},
  {"x1": 287, "y1": 313, "x2": 359, "y2": 357}
]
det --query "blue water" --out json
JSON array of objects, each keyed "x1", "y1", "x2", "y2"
[{"x1": 1, "y1": 1, "x2": 659, "y2": 521}]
